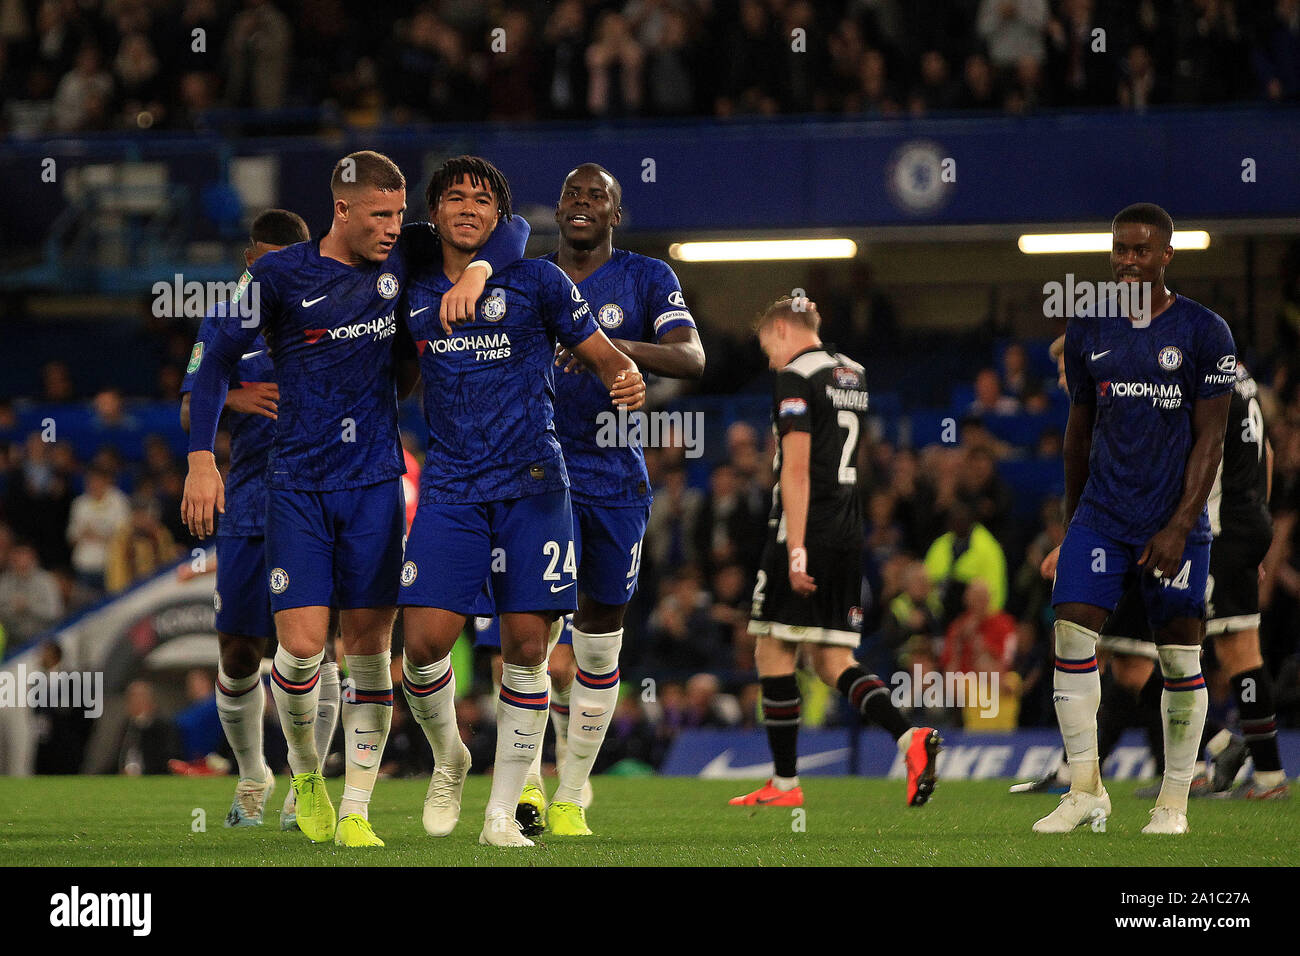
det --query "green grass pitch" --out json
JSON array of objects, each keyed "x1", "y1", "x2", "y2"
[{"x1": 3, "y1": 776, "x2": 1297, "y2": 866}]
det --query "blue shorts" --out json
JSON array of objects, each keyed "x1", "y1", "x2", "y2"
[
  {"x1": 264, "y1": 479, "x2": 405, "y2": 612},
  {"x1": 573, "y1": 501, "x2": 650, "y2": 606},
  {"x1": 400, "y1": 489, "x2": 577, "y2": 615},
  {"x1": 214, "y1": 534, "x2": 275, "y2": 640},
  {"x1": 473, "y1": 613, "x2": 573, "y2": 649},
  {"x1": 1052, "y1": 521, "x2": 1210, "y2": 630}
]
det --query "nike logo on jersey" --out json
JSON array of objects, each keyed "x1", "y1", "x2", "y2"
[
  {"x1": 1091, "y1": 350, "x2": 1112, "y2": 360},
  {"x1": 240, "y1": 350, "x2": 265, "y2": 360},
  {"x1": 549, "y1": 582, "x2": 575, "y2": 592},
  {"x1": 302, "y1": 295, "x2": 328, "y2": 308},
  {"x1": 410, "y1": 306, "x2": 430, "y2": 317}
]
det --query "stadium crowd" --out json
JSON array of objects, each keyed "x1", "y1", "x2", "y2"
[
  {"x1": 5, "y1": 238, "x2": 1300, "y2": 777},
  {"x1": 2, "y1": 0, "x2": 1299, "y2": 136}
]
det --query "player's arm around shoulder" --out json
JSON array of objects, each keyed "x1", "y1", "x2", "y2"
[{"x1": 542, "y1": 260, "x2": 646, "y2": 409}]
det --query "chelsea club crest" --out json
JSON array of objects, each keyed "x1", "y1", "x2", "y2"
[
  {"x1": 377, "y1": 273, "x2": 399, "y2": 298},
  {"x1": 482, "y1": 293, "x2": 507, "y2": 322},
  {"x1": 1158, "y1": 345, "x2": 1183, "y2": 371},
  {"x1": 598, "y1": 303, "x2": 624, "y2": 329}
]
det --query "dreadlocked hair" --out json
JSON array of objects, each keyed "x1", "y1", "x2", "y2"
[{"x1": 425, "y1": 155, "x2": 513, "y2": 221}]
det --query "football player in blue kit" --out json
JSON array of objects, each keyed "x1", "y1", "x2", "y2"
[
  {"x1": 395, "y1": 156, "x2": 647, "y2": 847},
  {"x1": 1036, "y1": 203, "x2": 1237, "y2": 835},
  {"x1": 533, "y1": 163, "x2": 704, "y2": 836},
  {"x1": 178, "y1": 209, "x2": 343, "y2": 830},
  {"x1": 181, "y1": 151, "x2": 529, "y2": 848}
]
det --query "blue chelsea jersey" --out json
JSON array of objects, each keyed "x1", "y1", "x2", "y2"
[
  {"x1": 542, "y1": 249, "x2": 696, "y2": 506},
  {"x1": 405, "y1": 258, "x2": 599, "y2": 504},
  {"x1": 1064, "y1": 294, "x2": 1237, "y2": 545},
  {"x1": 182, "y1": 305, "x2": 276, "y2": 537}
]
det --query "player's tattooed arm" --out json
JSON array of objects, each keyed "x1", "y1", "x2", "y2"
[
  {"x1": 1139, "y1": 392, "x2": 1232, "y2": 577},
  {"x1": 569, "y1": 330, "x2": 646, "y2": 410},
  {"x1": 780, "y1": 431, "x2": 816, "y2": 596}
]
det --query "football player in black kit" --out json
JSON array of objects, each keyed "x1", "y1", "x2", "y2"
[{"x1": 731, "y1": 296, "x2": 941, "y2": 809}]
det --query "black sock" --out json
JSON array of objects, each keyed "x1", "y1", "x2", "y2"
[
  {"x1": 837, "y1": 666, "x2": 911, "y2": 739},
  {"x1": 1097, "y1": 674, "x2": 1131, "y2": 766},
  {"x1": 1234, "y1": 666, "x2": 1283, "y2": 773},
  {"x1": 760, "y1": 674, "x2": 801, "y2": 779},
  {"x1": 1138, "y1": 668, "x2": 1166, "y2": 775}
]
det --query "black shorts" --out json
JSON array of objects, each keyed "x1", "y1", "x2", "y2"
[
  {"x1": 748, "y1": 539, "x2": 863, "y2": 647},
  {"x1": 1206, "y1": 530, "x2": 1271, "y2": 635},
  {"x1": 1098, "y1": 580, "x2": 1158, "y2": 658},
  {"x1": 1096, "y1": 529, "x2": 1271, "y2": 651}
]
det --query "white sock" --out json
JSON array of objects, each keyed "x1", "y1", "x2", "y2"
[
  {"x1": 1205, "y1": 727, "x2": 1233, "y2": 760},
  {"x1": 402, "y1": 653, "x2": 461, "y2": 765},
  {"x1": 315, "y1": 661, "x2": 340, "y2": 761},
  {"x1": 270, "y1": 647, "x2": 323, "y2": 776},
  {"x1": 523, "y1": 672, "x2": 555, "y2": 790},
  {"x1": 554, "y1": 628, "x2": 622, "y2": 807},
  {"x1": 773, "y1": 774, "x2": 800, "y2": 791},
  {"x1": 895, "y1": 727, "x2": 916, "y2": 754},
  {"x1": 216, "y1": 666, "x2": 266, "y2": 781},
  {"x1": 338, "y1": 652, "x2": 393, "y2": 821},
  {"x1": 1052, "y1": 620, "x2": 1103, "y2": 794},
  {"x1": 550, "y1": 676, "x2": 572, "y2": 776},
  {"x1": 1156, "y1": 644, "x2": 1208, "y2": 813},
  {"x1": 489, "y1": 661, "x2": 548, "y2": 820}
]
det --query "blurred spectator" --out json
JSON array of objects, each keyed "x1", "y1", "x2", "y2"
[
  {"x1": 716, "y1": 0, "x2": 779, "y2": 115},
  {"x1": 645, "y1": 466, "x2": 703, "y2": 573},
  {"x1": 586, "y1": 10, "x2": 643, "y2": 117},
  {"x1": 174, "y1": 668, "x2": 222, "y2": 762},
  {"x1": 909, "y1": 48, "x2": 960, "y2": 113},
  {"x1": 105, "y1": 496, "x2": 178, "y2": 592},
  {"x1": 643, "y1": 4, "x2": 699, "y2": 116},
  {"x1": 977, "y1": 0, "x2": 1049, "y2": 70},
  {"x1": 67, "y1": 466, "x2": 130, "y2": 592},
  {"x1": 880, "y1": 559, "x2": 943, "y2": 661},
  {"x1": 958, "y1": 52, "x2": 1001, "y2": 109},
  {"x1": 1117, "y1": 43, "x2": 1164, "y2": 110},
  {"x1": 5, "y1": 433, "x2": 75, "y2": 570},
  {"x1": 958, "y1": 446, "x2": 1013, "y2": 540},
  {"x1": 940, "y1": 577, "x2": 1022, "y2": 728},
  {"x1": 542, "y1": 0, "x2": 588, "y2": 118},
  {"x1": 693, "y1": 463, "x2": 766, "y2": 578},
  {"x1": 969, "y1": 368, "x2": 1022, "y2": 415},
  {"x1": 941, "y1": 578, "x2": 1018, "y2": 674},
  {"x1": 51, "y1": 42, "x2": 113, "y2": 131},
  {"x1": 487, "y1": 7, "x2": 543, "y2": 120},
  {"x1": 1045, "y1": 0, "x2": 1112, "y2": 107},
  {"x1": 923, "y1": 498, "x2": 1009, "y2": 622},
  {"x1": 225, "y1": 0, "x2": 291, "y2": 110},
  {"x1": 32, "y1": 641, "x2": 89, "y2": 774},
  {"x1": 41, "y1": 361, "x2": 75, "y2": 403},
  {"x1": 116, "y1": 680, "x2": 182, "y2": 775},
  {"x1": 643, "y1": 567, "x2": 729, "y2": 675},
  {"x1": 0, "y1": 542, "x2": 63, "y2": 643},
  {"x1": 1253, "y1": 0, "x2": 1300, "y2": 103}
]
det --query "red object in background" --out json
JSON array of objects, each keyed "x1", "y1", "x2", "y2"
[
  {"x1": 941, "y1": 609, "x2": 1017, "y2": 674},
  {"x1": 402, "y1": 448, "x2": 421, "y2": 534}
]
